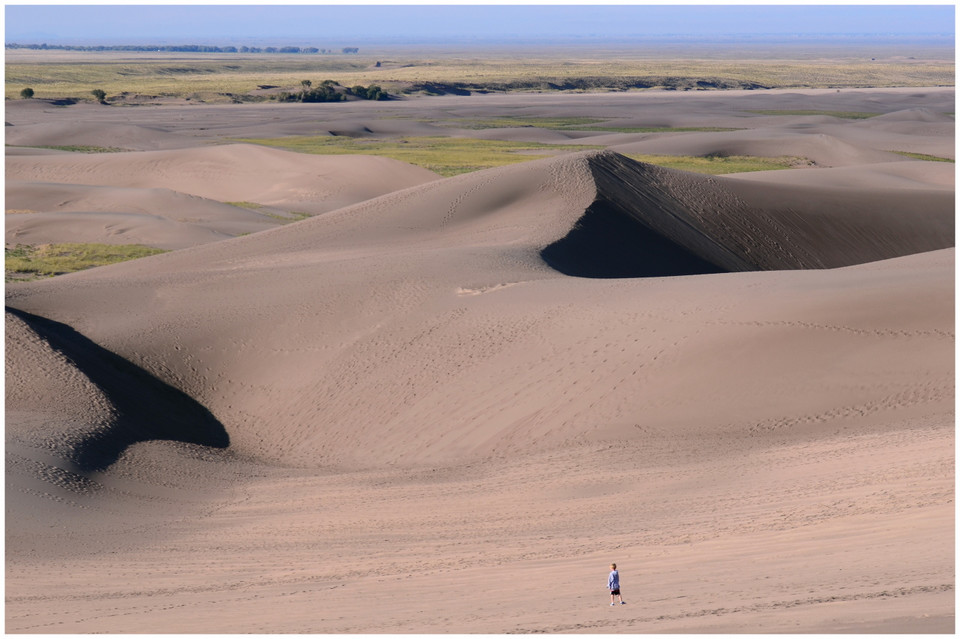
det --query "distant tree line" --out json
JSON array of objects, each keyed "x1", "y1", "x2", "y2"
[
  {"x1": 277, "y1": 80, "x2": 389, "y2": 103},
  {"x1": 6, "y1": 43, "x2": 360, "y2": 54}
]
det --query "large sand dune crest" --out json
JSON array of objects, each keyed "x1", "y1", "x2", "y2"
[
  {"x1": 550, "y1": 151, "x2": 952, "y2": 277},
  {"x1": 7, "y1": 150, "x2": 953, "y2": 470}
]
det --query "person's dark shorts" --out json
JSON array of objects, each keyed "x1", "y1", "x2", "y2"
[{"x1": 610, "y1": 588, "x2": 620, "y2": 596}]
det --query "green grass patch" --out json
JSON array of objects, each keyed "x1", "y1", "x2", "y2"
[
  {"x1": 7, "y1": 144, "x2": 125, "y2": 153},
  {"x1": 746, "y1": 109, "x2": 880, "y2": 119},
  {"x1": 441, "y1": 117, "x2": 741, "y2": 134},
  {"x1": 625, "y1": 154, "x2": 809, "y2": 174},
  {"x1": 232, "y1": 135, "x2": 601, "y2": 176},
  {"x1": 226, "y1": 202, "x2": 313, "y2": 223},
  {"x1": 584, "y1": 126, "x2": 742, "y2": 133},
  {"x1": 36, "y1": 144, "x2": 124, "y2": 153},
  {"x1": 226, "y1": 201, "x2": 313, "y2": 223},
  {"x1": 5, "y1": 242, "x2": 167, "y2": 280},
  {"x1": 261, "y1": 211, "x2": 313, "y2": 223},
  {"x1": 444, "y1": 116, "x2": 607, "y2": 129},
  {"x1": 890, "y1": 151, "x2": 954, "y2": 163}
]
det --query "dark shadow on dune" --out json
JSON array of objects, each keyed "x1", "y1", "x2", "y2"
[
  {"x1": 540, "y1": 199, "x2": 728, "y2": 278},
  {"x1": 6, "y1": 306, "x2": 229, "y2": 472},
  {"x1": 541, "y1": 151, "x2": 954, "y2": 279},
  {"x1": 540, "y1": 152, "x2": 757, "y2": 279}
]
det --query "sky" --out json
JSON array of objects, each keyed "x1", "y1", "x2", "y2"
[{"x1": 4, "y1": 4, "x2": 956, "y2": 45}]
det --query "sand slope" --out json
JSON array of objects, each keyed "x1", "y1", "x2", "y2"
[
  {"x1": 5, "y1": 88, "x2": 954, "y2": 634},
  {"x1": 726, "y1": 159, "x2": 955, "y2": 190},
  {"x1": 5, "y1": 182, "x2": 279, "y2": 249},
  {"x1": 609, "y1": 128, "x2": 901, "y2": 166},
  {"x1": 554, "y1": 152, "x2": 952, "y2": 276},
  {"x1": 5, "y1": 119, "x2": 197, "y2": 151},
  {"x1": 5, "y1": 143, "x2": 440, "y2": 248},
  {"x1": 6, "y1": 143, "x2": 440, "y2": 214},
  {"x1": 7, "y1": 150, "x2": 953, "y2": 469}
]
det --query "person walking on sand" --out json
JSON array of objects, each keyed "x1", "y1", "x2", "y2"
[{"x1": 608, "y1": 563, "x2": 625, "y2": 605}]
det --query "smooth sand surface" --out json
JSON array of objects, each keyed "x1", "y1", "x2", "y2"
[
  {"x1": 5, "y1": 87, "x2": 954, "y2": 633},
  {"x1": 5, "y1": 144, "x2": 440, "y2": 249}
]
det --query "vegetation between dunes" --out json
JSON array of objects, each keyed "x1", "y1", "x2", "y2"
[
  {"x1": 889, "y1": 151, "x2": 955, "y2": 163},
  {"x1": 224, "y1": 201, "x2": 264, "y2": 210},
  {"x1": 442, "y1": 116, "x2": 609, "y2": 129},
  {"x1": 747, "y1": 109, "x2": 881, "y2": 119},
  {"x1": 432, "y1": 116, "x2": 742, "y2": 133},
  {"x1": 622, "y1": 153, "x2": 810, "y2": 174},
  {"x1": 225, "y1": 201, "x2": 312, "y2": 222},
  {"x1": 234, "y1": 134, "x2": 806, "y2": 176},
  {"x1": 232, "y1": 135, "x2": 603, "y2": 176},
  {"x1": 7, "y1": 144, "x2": 125, "y2": 153},
  {"x1": 5, "y1": 243, "x2": 167, "y2": 280}
]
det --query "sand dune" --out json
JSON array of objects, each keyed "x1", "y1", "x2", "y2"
[
  {"x1": 6, "y1": 210, "x2": 235, "y2": 250},
  {"x1": 7, "y1": 150, "x2": 953, "y2": 468},
  {"x1": 5, "y1": 87, "x2": 954, "y2": 633},
  {"x1": 560, "y1": 152, "x2": 952, "y2": 275},
  {"x1": 5, "y1": 119, "x2": 196, "y2": 151},
  {"x1": 6, "y1": 182, "x2": 279, "y2": 249},
  {"x1": 834, "y1": 125, "x2": 954, "y2": 160},
  {"x1": 609, "y1": 128, "x2": 902, "y2": 166},
  {"x1": 869, "y1": 106, "x2": 955, "y2": 124},
  {"x1": 6, "y1": 143, "x2": 439, "y2": 214},
  {"x1": 5, "y1": 143, "x2": 441, "y2": 248},
  {"x1": 726, "y1": 159, "x2": 955, "y2": 190},
  {"x1": 6, "y1": 310, "x2": 115, "y2": 452},
  {"x1": 7, "y1": 307, "x2": 228, "y2": 472},
  {"x1": 5, "y1": 145, "x2": 74, "y2": 157}
]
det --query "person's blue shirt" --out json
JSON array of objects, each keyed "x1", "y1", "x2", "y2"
[{"x1": 608, "y1": 569, "x2": 620, "y2": 590}]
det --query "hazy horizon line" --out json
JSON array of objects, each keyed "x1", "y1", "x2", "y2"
[{"x1": 6, "y1": 33, "x2": 954, "y2": 47}]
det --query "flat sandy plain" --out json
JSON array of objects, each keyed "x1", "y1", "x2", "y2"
[{"x1": 5, "y1": 83, "x2": 955, "y2": 633}]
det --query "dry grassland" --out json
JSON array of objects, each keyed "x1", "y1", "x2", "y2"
[{"x1": 6, "y1": 48, "x2": 954, "y2": 101}]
